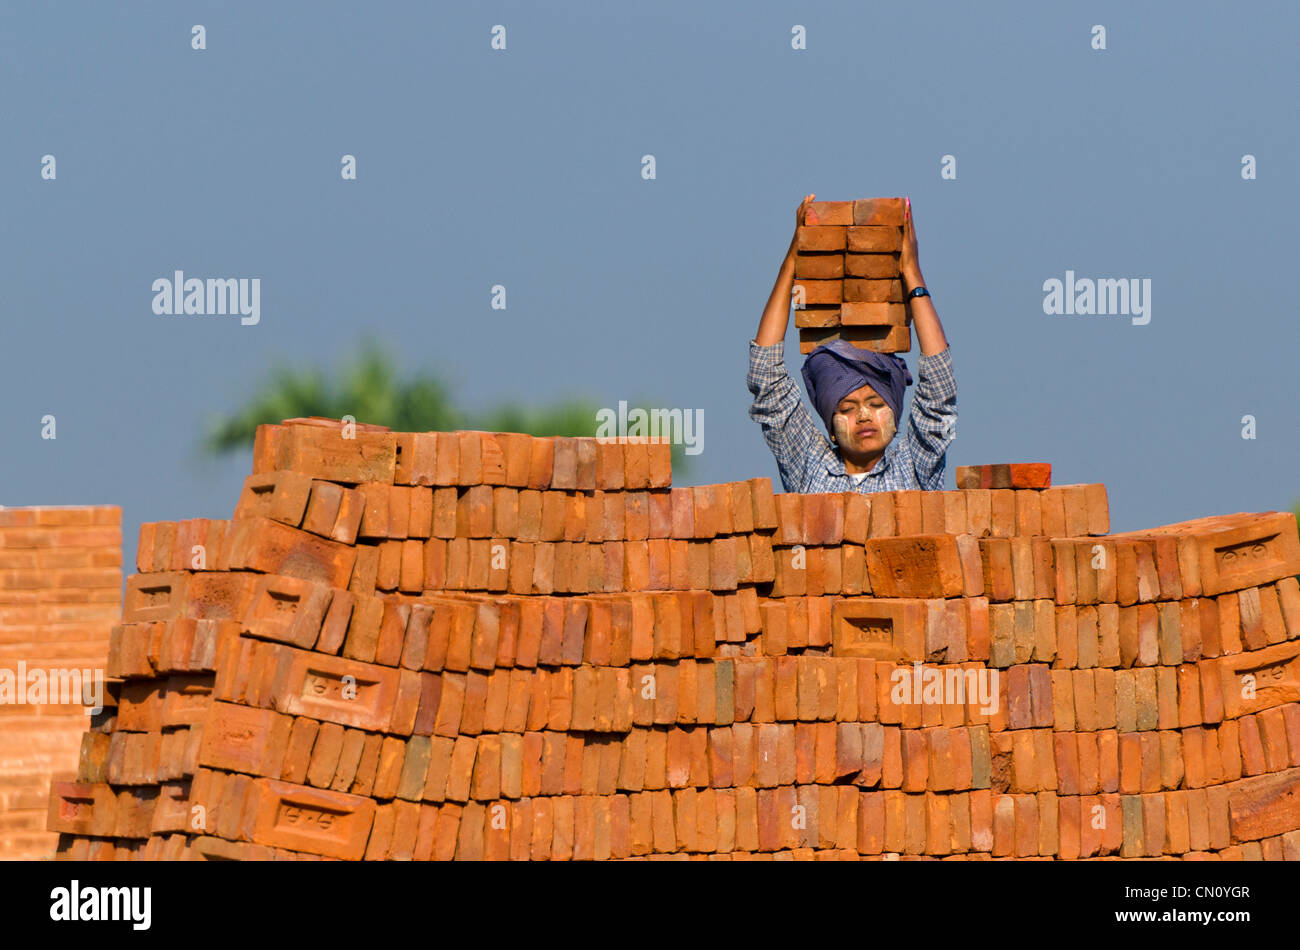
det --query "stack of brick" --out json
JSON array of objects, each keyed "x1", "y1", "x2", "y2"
[
  {"x1": 47, "y1": 423, "x2": 1300, "y2": 859},
  {"x1": 0, "y1": 506, "x2": 120, "y2": 859},
  {"x1": 793, "y1": 198, "x2": 910, "y2": 354}
]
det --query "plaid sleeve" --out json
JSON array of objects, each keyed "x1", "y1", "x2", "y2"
[
  {"x1": 747, "y1": 339, "x2": 823, "y2": 492},
  {"x1": 906, "y1": 346, "x2": 958, "y2": 490}
]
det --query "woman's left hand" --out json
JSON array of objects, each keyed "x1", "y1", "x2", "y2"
[{"x1": 900, "y1": 197, "x2": 922, "y2": 285}]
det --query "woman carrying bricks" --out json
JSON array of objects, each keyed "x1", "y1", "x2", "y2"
[{"x1": 748, "y1": 194, "x2": 957, "y2": 494}]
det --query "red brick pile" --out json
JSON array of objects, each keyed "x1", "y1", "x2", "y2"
[
  {"x1": 794, "y1": 197, "x2": 910, "y2": 354},
  {"x1": 47, "y1": 422, "x2": 1300, "y2": 859},
  {"x1": 0, "y1": 506, "x2": 120, "y2": 859}
]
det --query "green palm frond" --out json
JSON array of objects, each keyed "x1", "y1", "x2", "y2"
[{"x1": 202, "y1": 341, "x2": 692, "y2": 478}]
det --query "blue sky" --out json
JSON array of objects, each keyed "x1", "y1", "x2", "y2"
[{"x1": 3, "y1": 0, "x2": 1297, "y2": 577}]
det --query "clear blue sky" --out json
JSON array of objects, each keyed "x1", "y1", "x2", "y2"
[{"x1": 3, "y1": 1, "x2": 1297, "y2": 579}]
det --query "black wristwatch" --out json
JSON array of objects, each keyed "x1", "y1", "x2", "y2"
[{"x1": 908, "y1": 286, "x2": 930, "y2": 299}]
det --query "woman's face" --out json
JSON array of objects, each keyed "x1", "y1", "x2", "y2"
[{"x1": 832, "y1": 383, "x2": 896, "y2": 455}]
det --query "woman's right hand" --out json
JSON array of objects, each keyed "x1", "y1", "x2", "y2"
[
  {"x1": 761, "y1": 195, "x2": 816, "y2": 345},
  {"x1": 795, "y1": 193, "x2": 816, "y2": 231},
  {"x1": 786, "y1": 193, "x2": 816, "y2": 259}
]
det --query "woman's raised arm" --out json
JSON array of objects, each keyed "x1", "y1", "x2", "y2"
[
  {"x1": 900, "y1": 197, "x2": 949, "y2": 357},
  {"x1": 753, "y1": 193, "x2": 816, "y2": 346}
]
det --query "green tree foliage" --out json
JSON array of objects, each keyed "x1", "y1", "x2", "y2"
[{"x1": 202, "y1": 341, "x2": 692, "y2": 476}]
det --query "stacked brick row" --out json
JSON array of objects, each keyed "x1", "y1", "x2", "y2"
[
  {"x1": 48, "y1": 421, "x2": 1300, "y2": 859},
  {"x1": 0, "y1": 506, "x2": 120, "y2": 859},
  {"x1": 793, "y1": 197, "x2": 910, "y2": 354}
]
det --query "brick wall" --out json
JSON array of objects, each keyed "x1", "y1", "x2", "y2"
[
  {"x1": 0, "y1": 506, "x2": 120, "y2": 860},
  {"x1": 47, "y1": 421, "x2": 1300, "y2": 860}
]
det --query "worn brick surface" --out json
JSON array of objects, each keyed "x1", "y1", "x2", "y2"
[
  {"x1": 38, "y1": 421, "x2": 1300, "y2": 861},
  {"x1": 1, "y1": 506, "x2": 120, "y2": 860}
]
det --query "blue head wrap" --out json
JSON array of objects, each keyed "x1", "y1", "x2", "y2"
[{"x1": 800, "y1": 340, "x2": 912, "y2": 439}]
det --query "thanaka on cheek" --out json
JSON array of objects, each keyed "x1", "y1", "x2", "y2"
[
  {"x1": 832, "y1": 405, "x2": 896, "y2": 449},
  {"x1": 832, "y1": 415, "x2": 852, "y2": 446},
  {"x1": 878, "y1": 407, "x2": 896, "y2": 444}
]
